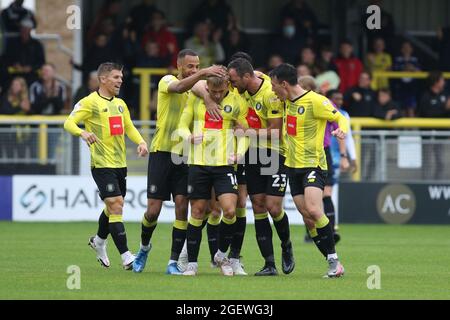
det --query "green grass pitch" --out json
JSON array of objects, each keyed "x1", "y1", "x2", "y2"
[{"x1": 1, "y1": 222, "x2": 449, "y2": 300}]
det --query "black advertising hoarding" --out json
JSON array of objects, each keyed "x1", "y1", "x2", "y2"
[{"x1": 339, "y1": 182, "x2": 450, "y2": 224}]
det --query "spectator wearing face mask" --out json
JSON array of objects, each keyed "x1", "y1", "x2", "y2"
[{"x1": 272, "y1": 16, "x2": 306, "y2": 65}]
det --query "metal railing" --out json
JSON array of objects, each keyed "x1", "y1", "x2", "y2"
[
  {"x1": 350, "y1": 118, "x2": 450, "y2": 181},
  {"x1": 1, "y1": 116, "x2": 450, "y2": 181}
]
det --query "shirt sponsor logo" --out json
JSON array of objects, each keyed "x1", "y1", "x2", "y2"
[
  {"x1": 109, "y1": 116, "x2": 124, "y2": 136},
  {"x1": 246, "y1": 108, "x2": 262, "y2": 129},
  {"x1": 287, "y1": 115, "x2": 297, "y2": 135},
  {"x1": 204, "y1": 112, "x2": 223, "y2": 129}
]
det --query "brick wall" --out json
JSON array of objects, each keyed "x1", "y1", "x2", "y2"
[{"x1": 35, "y1": 0, "x2": 75, "y2": 93}]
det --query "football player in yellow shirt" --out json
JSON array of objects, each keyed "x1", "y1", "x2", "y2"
[
  {"x1": 269, "y1": 63, "x2": 348, "y2": 278},
  {"x1": 227, "y1": 58, "x2": 295, "y2": 276},
  {"x1": 178, "y1": 75, "x2": 249, "y2": 276},
  {"x1": 180, "y1": 52, "x2": 259, "y2": 275},
  {"x1": 132, "y1": 49, "x2": 227, "y2": 274},
  {"x1": 64, "y1": 62, "x2": 148, "y2": 269}
]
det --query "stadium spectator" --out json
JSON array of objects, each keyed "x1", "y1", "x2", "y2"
[
  {"x1": 377, "y1": 88, "x2": 401, "y2": 120},
  {"x1": 3, "y1": 18, "x2": 45, "y2": 85},
  {"x1": 317, "y1": 45, "x2": 338, "y2": 73},
  {"x1": 136, "y1": 41, "x2": 171, "y2": 120},
  {"x1": 30, "y1": 63, "x2": 67, "y2": 115},
  {"x1": 344, "y1": 72, "x2": 385, "y2": 181},
  {"x1": 418, "y1": 72, "x2": 450, "y2": 180},
  {"x1": 141, "y1": 10, "x2": 179, "y2": 68},
  {"x1": 272, "y1": 16, "x2": 306, "y2": 65},
  {"x1": 128, "y1": 0, "x2": 158, "y2": 39},
  {"x1": 86, "y1": 0, "x2": 122, "y2": 47},
  {"x1": 0, "y1": 77, "x2": 31, "y2": 159},
  {"x1": 366, "y1": 37, "x2": 392, "y2": 90},
  {"x1": 73, "y1": 33, "x2": 121, "y2": 79},
  {"x1": 0, "y1": 77, "x2": 30, "y2": 115},
  {"x1": 184, "y1": 21, "x2": 225, "y2": 68},
  {"x1": 30, "y1": 63, "x2": 67, "y2": 160},
  {"x1": 333, "y1": 40, "x2": 363, "y2": 93},
  {"x1": 299, "y1": 47, "x2": 319, "y2": 76},
  {"x1": 343, "y1": 72, "x2": 379, "y2": 117},
  {"x1": 296, "y1": 64, "x2": 312, "y2": 78},
  {"x1": 223, "y1": 28, "x2": 249, "y2": 63},
  {"x1": 280, "y1": 0, "x2": 318, "y2": 46},
  {"x1": 418, "y1": 72, "x2": 450, "y2": 118},
  {"x1": 267, "y1": 54, "x2": 284, "y2": 72},
  {"x1": 73, "y1": 71, "x2": 100, "y2": 105},
  {"x1": 0, "y1": 0, "x2": 36, "y2": 34},
  {"x1": 187, "y1": 0, "x2": 234, "y2": 37},
  {"x1": 361, "y1": 0, "x2": 395, "y2": 52},
  {"x1": 392, "y1": 41, "x2": 421, "y2": 117}
]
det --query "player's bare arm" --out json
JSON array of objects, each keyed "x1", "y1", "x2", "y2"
[{"x1": 168, "y1": 65, "x2": 227, "y2": 94}]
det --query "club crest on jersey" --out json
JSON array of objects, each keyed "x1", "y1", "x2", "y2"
[
  {"x1": 297, "y1": 106, "x2": 305, "y2": 115},
  {"x1": 118, "y1": 106, "x2": 124, "y2": 113},
  {"x1": 224, "y1": 105, "x2": 232, "y2": 113},
  {"x1": 255, "y1": 102, "x2": 262, "y2": 111}
]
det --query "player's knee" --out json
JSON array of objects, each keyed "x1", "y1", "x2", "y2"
[
  {"x1": 191, "y1": 206, "x2": 205, "y2": 219},
  {"x1": 106, "y1": 198, "x2": 123, "y2": 215},
  {"x1": 266, "y1": 202, "x2": 282, "y2": 217},
  {"x1": 210, "y1": 208, "x2": 221, "y2": 218},
  {"x1": 251, "y1": 197, "x2": 266, "y2": 213},
  {"x1": 305, "y1": 202, "x2": 321, "y2": 217},
  {"x1": 144, "y1": 210, "x2": 158, "y2": 223},
  {"x1": 222, "y1": 207, "x2": 236, "y2": 220},
  {"x1": 147, "y1": 199, "x2": 162, "y2": 216}
]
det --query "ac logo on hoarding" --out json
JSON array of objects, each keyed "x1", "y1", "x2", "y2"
[
  {"x1": 21, "y1": 185, "x2": 46, "y2": 214},
  {"x1": 376, "y1": 184, "x2": 416, "y2": 224}
]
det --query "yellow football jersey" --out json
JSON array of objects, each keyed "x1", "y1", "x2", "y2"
[
  {"x1": 150, "y1": 75, "x2": 189, "y2": 154},
  {"x1": 243, "y1": 76, "x2": 285, "y2": 155},
  {"x1": 284, "y1": 90, "x2": 348, "y2": 169},
  {"x1": 64, "y1": 91, "x2": 144, "y2": 168},
  {"x1": 178, "y1": 91, "x2": 249, "y2": 166}
]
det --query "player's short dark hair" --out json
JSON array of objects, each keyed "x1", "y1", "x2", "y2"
[
  {"x1": 178, "y1": 49, "x2": 198, "y2": 60},
  {"x1": 229, "y1": 51, "x2": 253, "y2": 65},
  {"x1": 427, "y1": 71, "x2": 443, "y2": 88},
  {"x1": 269, "y1": 63, "x2": 298, "y2": 85},
  {"x1": 227, "y1": 58, "x2": 254, "y2": 77},
  {"x1": 97, "y1": 62, "x2": 123, "y2": 77}
]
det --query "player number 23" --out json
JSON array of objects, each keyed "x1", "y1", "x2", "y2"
[{"x1": 272, "y1": 174, "x2": 287, "y2": 187}]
